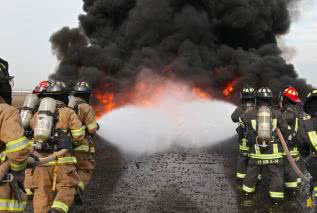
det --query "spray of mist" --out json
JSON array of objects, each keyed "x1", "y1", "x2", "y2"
[{"x1": 98, "y1": 80, "x2": 236, "y2": 155}]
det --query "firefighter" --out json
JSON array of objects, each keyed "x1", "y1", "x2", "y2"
[
  {"x1": 231, "y1": 86, "x2": 256, "y2": 181},
  {"x1": 241, "y1": 87, "x2": 289, "y2": 203},
  {"x1": 0, "y1": 58, "x2": 31, "y2": 212},
  {"x1": 22, "y1": 81, "x2": 50, "y2": 198},
  {"x1": 296, "y1": 90, "x2": 317, "y2": 211},
  {"x1": 69, "y1": 81, "x2": 98, "y2": 202},
  {"x1": 279, "y1": 87, "x2": 302, "y2": 193},
  {"x1": 30, "y1": 81, "x2": 85, "y2": 213}
]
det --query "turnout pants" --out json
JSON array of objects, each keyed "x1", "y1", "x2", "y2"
[
  {"x1": 32, "y1": 165, "x2": 79, "y2": 213},
  {"x1": 242, "y1": 158, "x2": 284, "y2": 200},
  {"x1": 73, "y1": 151, "x2": 96, "y2": 191},
  {"x1": 0, "y1": 182, "x2": 26, "y2": 212},
  {"x1": 284, "y1": 157, "x2": 300, "y2": 190},
  {"x1": 236, "y1": 153, "x2": 249, "y2": 180}
]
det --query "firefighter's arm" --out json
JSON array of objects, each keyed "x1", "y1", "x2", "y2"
[
  {"x1": 69, "y1": 110, "x2": 85, "y2": 141},
  {"x1": 277, "y1": 111, "x2": 291, "y2": 137},
  {"x1": 1, "y1": 107, "x2": 30, "y2": 172},
  {"x1": 231, "y1": 107, "x2": 242, "y2": 123},
  {"x1": 295, "y1": 124, "x2": 310, "y2": 157},
  {"x1": 82, "y1": 104, "x2": 98, "y2": 134}
]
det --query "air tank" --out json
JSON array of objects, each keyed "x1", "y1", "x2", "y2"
[
  {"x1": 34, "y1": 97, "x2": 56, "y2": 142},
  {"x1": 257, "y1": 105, "x2": 272, "y2": 145},
  {"x1": 20, "y1": 94, "x2": 40, "y2": 128}
]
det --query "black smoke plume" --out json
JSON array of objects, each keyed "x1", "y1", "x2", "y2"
[{"x1": 50, "y1": 0, "x2": 312, "y2": 104}]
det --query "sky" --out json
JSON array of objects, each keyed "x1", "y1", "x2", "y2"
[{"x1": 0, "y1": 0, "x2": 316, "y2": 90}]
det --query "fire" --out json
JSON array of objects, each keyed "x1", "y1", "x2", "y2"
[
  {"x1": 93, "y1": 91, "x2": 116, "y2": 118},
  {"x1": 223, "y1": 79, "x2": 238, "y2": 97},
  {"x1": 192, "y1": 87, "x2": 211, "y2": 100},
  {"x1": 92, "y1": 81, "x2": 212, "y2": 118}
]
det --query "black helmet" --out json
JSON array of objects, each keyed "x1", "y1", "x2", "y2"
[
  {"x1": 71, "y1": 81, "x2": 91, "y2": 103},
  {"x1": 256, "y1": 87, "x2": 273, "y2": 105},
  {"x1": 0, "y1": 58, "x2": 13, "y2": 104},
  {"x1": 304, "y1": 90, "x2": 317, "y2": 117},
  {"x1": 43, "y1": 81, "x2": 68, "y2": 104},
  {"x1": 240, "y1": 86, "x2": 255, "y2": 101}
]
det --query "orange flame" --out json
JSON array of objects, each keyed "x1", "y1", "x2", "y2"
[
  {"x1": 223, "y1": 80, "x2": 238, "y2": 97},
  {"x1": 192, "y1": 87, "x2": 211, "y2": 100},
  {"x1": 92, "y1": 81, "x2": 212, "y2": 118},
  {"x1": 94, "y1": 91, "x2": 116, "y2": 118}
]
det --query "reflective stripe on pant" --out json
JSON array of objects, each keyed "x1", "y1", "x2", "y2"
[
  {"x1": 236, "y1": 154, "x2": 248, "y2": 179},
  {"x1": 73, "y1": 151, "x2": 96, "y2": 190},
  {"x1": 32, "y1": 165, "x2": 79, "y2": 213},
  {"x1": 284, "y1": 158, "x2": 299, "y2": 189},
  {"x1": 0, "y1": 182, "x2": 27, "y2": 212},
  {"x1": 243, "y1": 159, "x2": 284, "y2": 199}
]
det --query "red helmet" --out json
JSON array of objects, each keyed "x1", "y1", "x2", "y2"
[
  {"x1": 33, "y1": 81, "x2": 50, "y2": 95},
  {"x1": 282, "y1": 87, "x2": 301, "y2": 103}
]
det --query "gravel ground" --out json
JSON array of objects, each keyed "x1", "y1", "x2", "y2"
[{"x1": 68, "y1": 136, "x2": 310, "y2": 213}]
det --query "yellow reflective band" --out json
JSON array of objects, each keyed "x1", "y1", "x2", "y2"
[
  {"x1": 242, "y1": 185, "x2": 255, "y2": 193},
  {"x1": 236, "y1": 173, "x2": 246, "y2": 179},
  {"x1": 0, "y1": 152, "x2": 6, "y2": 163},
  {"x1": 283, "y1": 148, "x2": 299, "y2": 156},
  {"x1": 74, "y1": 145, "x2": 95, "y2": 153},
  {"x1": 251, "y1": 120, "x2": 257, "y2": 130},
  {"x1": 87, "y1": 122, "x2": 98, "y2": 131},
  {"x1": 285, "y1": 182, "x2": 298, "y2": 188},
  {"x1": 272, "y1": 119, "x2": 277, "y2": 130},
  {"x1": 45, "y1": 157, "x2": 77, "y2": 166},
  {"x1": 269, "y1": 191, "x2": 284, "y2": 198},
  {"x1": 25, "y1": 189, "x2": 33, "y2": 196},
  {"x1": 239, "y1": 145, "x2": 250, "y2": 151},
  {"x1": 297, "y1": 178, "x2": 302, "y2": 183},
  {"x1": 78, "y1": 181, "x2": 85, "y2": 191},
  {"x1": 295, "y1": 118, "x2": 299, "y2": 133},
  {"x1": 258, "y1": 174, "x2": 262, "y2": 180},
  {"x1": 71, "y1": 128, "x2": 85, "y2": 137},
  {"x1": 10, "y1": 161, "x2": 27, "y2": 172},
  {"x1": 314, "y1": 186, "x2": 317, "y2": 192},
  {"x1": 308, "y1": 131, "x2": 317, "y2": 151},
  {"x1": 0, "y1": 199, "x2": 27, "y2": 212},
  {"x1": 52, "y1": 200, "x2": 69, "y2": 213},
  {"x1": 249, "y1": 153, "x2": 282, "y2": 160},
  {"x1": 5, "y1": 136, "x2": 30, "y2": 153},
  {"x1": 273, "y1": 144, "x2": 278, "y2": 154},
  {"x1": 255, "y1": 144, "x2": 261, "y2": 155}
]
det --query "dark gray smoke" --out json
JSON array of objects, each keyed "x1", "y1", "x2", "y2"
[{"x1": 50, "y1": 0, "x2": 312, "y2": 104}]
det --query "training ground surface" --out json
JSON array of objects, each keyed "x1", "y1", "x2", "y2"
[{"x1": 13, "y1": 95, "x2": 309, "y2": 213}]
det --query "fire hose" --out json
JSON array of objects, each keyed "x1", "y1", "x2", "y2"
[{"x1": 276, "y1": 128, "x2": 309, "y2": 183}]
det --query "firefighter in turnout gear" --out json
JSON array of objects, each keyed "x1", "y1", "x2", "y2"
[
  {"x1": 241, "y1": 87, "x2": 289, "y2": 203},
  {"x1": 296, "y1": 90, "x2": 317, "y2": 211},
  {"x1": 231, "y1": 86, "x2": 256, "y2": 181},
  {"x1": 69, "y1": 81, "x2": 98, "y2": 201},
  {"x1": 0, "y1": 58, "x2": 31, "y2": 212},
  {"x1": 279, "y1": 87, "x2": 302, "y2": 193},
  {"x1": 23, "y1": 81, "x2": 50, "y2": 198},
  {"x1": 30, "y1": 81, "x2": 85, "y2": 213}
]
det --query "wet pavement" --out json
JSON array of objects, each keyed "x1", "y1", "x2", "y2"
[{"x1": 28, "y1": 136, "x2": 311, "y2": 212}]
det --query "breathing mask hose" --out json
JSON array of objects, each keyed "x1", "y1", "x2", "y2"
[{"x1": 276, "y1": 128, "x2": 309, "y2": 183}]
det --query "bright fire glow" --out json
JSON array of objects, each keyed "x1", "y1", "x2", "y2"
[
  {"x1": 93, "y1": 81, "x2": 211, "y2": 119},
  {"x1": 223, "y1": 80, "x2": 238, "y2": 97}
]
